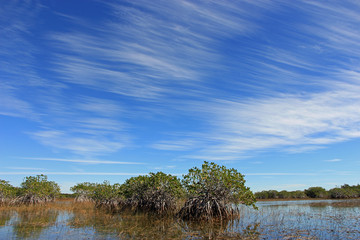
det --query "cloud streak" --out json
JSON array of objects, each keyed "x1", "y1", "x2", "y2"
[
  {"x1": 21, "y1": 157, "x2": 143, "y2": 165},
  {"x1": 0, "y1": 172, "x2": 181, "y2": 176}
]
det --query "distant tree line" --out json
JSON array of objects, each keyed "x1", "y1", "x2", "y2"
[{"x1": 255, "y1": 184, "x2": 360, "y2": 199}]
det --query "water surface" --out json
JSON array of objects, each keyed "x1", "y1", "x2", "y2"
[{"x1": 1, "y1": 199, "x2": 359, "y2": 239}]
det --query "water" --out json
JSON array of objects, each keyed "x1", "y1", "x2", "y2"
[{"x1": 0, "y1": 199, "x2": 360, "y2": 239}]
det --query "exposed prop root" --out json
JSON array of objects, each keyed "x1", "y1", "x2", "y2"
[{"x1": 177, "y1": 196, "x2": 239, "y2": 221}]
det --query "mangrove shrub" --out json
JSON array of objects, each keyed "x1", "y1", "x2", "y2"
[
  {"x1": 92, "y1": 181, "x2": 122, "y2": 211},
  {"x1": 18, "y1": 174, "x2": 60, "y2": 204},
  {"x1": 304, "y1": 187, "x2": 328, "y2": 198},
  {"x1": 121, "y1": 172, "x2": 184, "y2": 215},
  {"x1": 70, "y1": 182, "x2": 97, "y2": 202},
  {"x1": 0, "y1": 180, "x2": 17, "y2": 205},
  {"x1": 178, "y1": 161, "x2": 257, "y2": 220}
]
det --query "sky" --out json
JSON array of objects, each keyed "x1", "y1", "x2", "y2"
[{"x1": 1, "y1": 0, "x2": 360, "y2": 193}]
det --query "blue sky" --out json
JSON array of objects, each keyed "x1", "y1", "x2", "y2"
[{"x1": 1, "y1": 0, "x2": 360, "y2": 193}]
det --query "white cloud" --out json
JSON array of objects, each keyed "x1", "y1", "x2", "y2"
[
  {"x1": 183, "y1": 83, "x2": 360, "y2": 159},
  {"x1": 246, "y1": 173, "x2": 315, "y2": 176},
  {"x1": 0, "y1": 86, "x2": 36, "y2": 119},
  {"x1": 266, "y1": 184, "x2": 308, "y2": 191},
  {"x1": 324, "y1": 159, "x2": 342, "y2": 162},
  {"x1": 151, "y1": 140, "x2": 201, "y2": 151},
  {"x1": 31, "y1": 130, "x2": 126, "y2": 155},
  {"x1": 48, "y1": 0, "x2": 269, "y2": 100},
  {"x1": 0, "y1": 172, "x2": 181, "y2": 176},
  {"x1": 6, "y1": 167, "x2": 46, "y2": 171},
  {"x1": 20, "y1": 157, "x2": 143, "y2": 165}
]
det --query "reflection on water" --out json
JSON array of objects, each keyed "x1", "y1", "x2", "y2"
[
  {"x1": 0, "y1": 210, "x2": 13, "y2": 226},
  {"x1": 0, "y1": 199, "x2": 360, "y2": 239},
  {"x1": 13, "y1": 209, "x2": 59, "y2": 239}
]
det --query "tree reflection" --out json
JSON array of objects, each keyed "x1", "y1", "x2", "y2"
[
  {"x1": 68, "y1": 207, "x2": 260, "y2": 239},
  {"x1": 13, "y1": 208, "x2": 58, "y2": 239},
  {"x1": 0, "y1": 210, "x2": 13, "y2": 226}
]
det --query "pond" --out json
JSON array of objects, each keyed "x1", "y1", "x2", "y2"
[{"x1": 0, "y1": 199, "x2": 359, "y2": 239}]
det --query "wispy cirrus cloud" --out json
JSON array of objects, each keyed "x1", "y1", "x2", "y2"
[
  {"x1": 19, "y1": 92, "x2": 131, "y2": 156},
  {"x1": 151, "y1": 139, "x2": 201, "y2": 151},
  {"x1": 49, "y1": 0, "x2": 269, "y2": 100},
  {"x1": 180, "y1": 83, "x2": 360, "y2": 160},
  {"x1": 31, "y1": 129, "x2": 127, "y2": 155},
  {"x1": 0, "y1": 83, "x2": 38, "y2": 119},
  {"x1": 0, "y1": 172, "x2": 180, "y2": 176},
  {"x1": 266, "y1": 184, "x2": 308, "y2": 191},
  {"x1": 20, "y1": 157, "x2": 142, "y2": 165},
  {"x1": 149, "y1": 1, "x2": 360, "y2": 161},
  {"x1": 5, "y1": 167, "x2": 46, "y2": 171},
  {"x1": 3, "y1": 0, "x2": 360, "y2": 161},
  {"x1": 324, "y1": 159, "x2": 342, "y2": 163}
]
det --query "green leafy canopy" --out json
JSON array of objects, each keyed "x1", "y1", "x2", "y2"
[{"x1": 182, "y1": 161, "x2": 257, "y2": 208}]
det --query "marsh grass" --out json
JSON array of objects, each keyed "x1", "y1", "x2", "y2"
[
  {"x1": 1, "y1": 199, "x2": 360, "y2": 239},
  {"x1": 12, "y1": 208, "x2": 59, "y2": 239},
  {"x1": 307, "y1": 199, "x2": 360, "y2": 208}
]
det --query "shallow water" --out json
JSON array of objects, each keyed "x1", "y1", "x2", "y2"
[{"x1": 0, "y1": 199, "x2": 359, "y2": 239}]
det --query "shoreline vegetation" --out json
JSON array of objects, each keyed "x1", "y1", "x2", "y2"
[
  {"x1": 2, "y1": 161, "x2": 359, "y2": 221},
  {"x1": 1, "y1": 162, "x2": 257, "y2": 221}
]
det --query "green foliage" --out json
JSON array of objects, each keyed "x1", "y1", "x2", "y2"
[
  {"x1": 304, "y1": 187, "x2": 328, "y2": 198},
  {"x1": 122, "y1": 172, "x2": 184, "y2": 200},
  {"x1": 71, "y1": 182, "x2": 97, "y2": 196},
  {"x1": 70, "y1": 182, "x2": 97, "y2": 202},
  {"x1": 179, "y1": 162, "x2": 256, "y2": 220},
  {"x1": 292, "y1": 190, "x2": 307, "y2": 199},
  {"x1": 0, "y1": 180, "x2": 16, "y2": 198},
  {"x1": 266, "y1": 190, "x2": 279, "y2": 199},
  {"x1": 20, "y1": 175, "x2": 60, "y2": 201},
  {"x1": 93, "y1": 181, "x2": 122, "y2": 202},
  {"x1": 329, "y1": 184, "x2": 360, "y2": 199},
  {"x1": 182, "y1": 161, "x2": 257, "y2": 208},
  {"x1": 121, "y1": 172, "x2": 184, "y2": 214},
  {"x1": 91, "y1": 181, "x2": 123, "y2": 211},
  {"x1": 255, "y1": 190, "x2": 306, "y2": 199}
]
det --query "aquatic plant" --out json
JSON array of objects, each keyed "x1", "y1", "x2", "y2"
[{"x1": 178, "y1": 161, "x2": 257, "y2": 221}]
